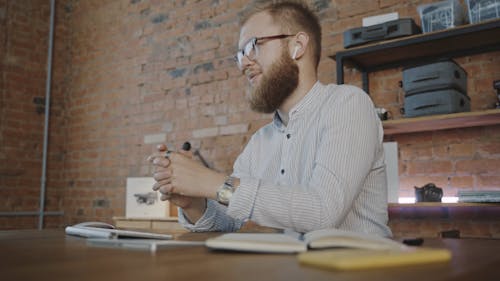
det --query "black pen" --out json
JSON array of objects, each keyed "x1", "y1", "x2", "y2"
[{"x1": 182, "y1": 141, "x2": 210, "y2": 168}]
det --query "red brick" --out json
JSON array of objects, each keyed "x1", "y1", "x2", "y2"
[
  {"x1": 400, "y1": 145, "x2": 433, "y2": 161},
  {"x1": 393, "y1": 131, "x2": 433, "y2": 146},
  {"x1": 449, "y1": 143, "x2": 476, "y2": 158},
  {"x1": 478, "y1": 142, "x2": 500, "y2": 156},
  {"x1": 407, "y1": 160, "x2": 453, "y2": 175},
  {"x1": 456, "y1": 159, "x2": 500, "y2": 174},
  {"x1": 433, "y1": 128, "x2": 477, "y2": 144},
  {"x1": 477, "y1": 176, "x2": 500, "y2": 188},
  {"x1": 483, "y1": 125, "x2": 500, "y2": 139},
  {"x1": 450, "y1": 176, "x2": 474, "y2": 189},
  {"x1": 380, "y1": 0, "x2": 401, "y2": 8},
  {"x1": 433, "y1": 145, "x2": 449, "y2": 158},
  {"x1": 336, "y1": 0, "x2": 379, "y2": 18}
]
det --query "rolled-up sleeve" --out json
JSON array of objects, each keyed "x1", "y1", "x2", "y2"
[{"x1": 178, "y1": 199, "x2": 243, "y2": 232}]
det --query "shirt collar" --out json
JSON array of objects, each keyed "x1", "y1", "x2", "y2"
[
  {"x1": 289, "y1": 81, "x2": 322, "y2": 118},
  {"x1": 272, "y1": 81, "x2": 322, "y2": 130},
  {"x1": 272, "y1": 111, "x2": 286, "y2": 131}
]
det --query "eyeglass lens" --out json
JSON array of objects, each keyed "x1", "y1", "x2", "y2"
[{"x1": 236, "y1": 38, "x2": 257, "y2": 69}]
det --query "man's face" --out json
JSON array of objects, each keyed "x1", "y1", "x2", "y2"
[{"x1": 238, "y1": 12, "x2": 299, "y2": 113}]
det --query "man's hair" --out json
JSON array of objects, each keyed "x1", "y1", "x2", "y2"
[{"x1": 241, "y1": 0, "x2": 322, "y2": 68}]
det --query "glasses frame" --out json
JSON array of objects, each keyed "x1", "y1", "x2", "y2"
[{"x1": 235, "y1": 34, "x2": 295, "y2": 70}]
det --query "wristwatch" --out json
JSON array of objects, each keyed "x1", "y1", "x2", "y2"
[{"x1": 216, "y1": 176, "x2": 236, "y2": 205}]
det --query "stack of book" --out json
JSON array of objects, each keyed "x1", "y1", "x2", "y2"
[{"x1": 458, "y1": 190, "x2": 500, "y2": 203}]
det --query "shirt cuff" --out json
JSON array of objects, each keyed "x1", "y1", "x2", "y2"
[
  {"x1": 177, "y1": 200, "x2": 218, "y2": 232},
  {"x1": 227, "y1": 177, "x2": 260, "y2": 221}
]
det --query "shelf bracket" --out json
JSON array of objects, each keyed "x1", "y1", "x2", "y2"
[
  {"x1": 336, "y1": 55, "x2": 344, "y2": 85},
  {"x1": 362, "y1": 72, "x2": 369, "y2": 94}
]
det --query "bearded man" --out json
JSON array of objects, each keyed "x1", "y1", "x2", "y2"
[{"x1": 148, "y1": 0, "x2": 392, "y2": 237}]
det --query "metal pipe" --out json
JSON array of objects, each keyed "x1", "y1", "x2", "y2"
[{"x1": 39, "y1": 0, "x2": 56, "y2": 230}]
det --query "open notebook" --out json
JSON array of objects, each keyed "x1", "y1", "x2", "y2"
[{"x1": 205, "y1": 228, "x2": 405, "y2": 254}]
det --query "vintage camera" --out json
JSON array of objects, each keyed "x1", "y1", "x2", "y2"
[{"x1": 414, "y1": 183, "x2": 443, "y2": 202}]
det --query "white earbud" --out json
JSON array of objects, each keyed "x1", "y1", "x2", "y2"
[{"x1": 292, "y1": 46, "x2": 299, "y2": 60}]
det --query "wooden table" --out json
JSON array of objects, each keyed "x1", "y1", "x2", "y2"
[{"x1": 1, "y1": 230, "x2": 499, "y2": 281}]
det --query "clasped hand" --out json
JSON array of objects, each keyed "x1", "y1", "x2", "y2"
[{"x1": 147, "y1": 144, "x2": 225, "y2": 206}]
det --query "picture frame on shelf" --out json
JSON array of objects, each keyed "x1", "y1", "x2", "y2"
[{"x1": 126, "y1": 177, "x2": 170, "y2": 219}]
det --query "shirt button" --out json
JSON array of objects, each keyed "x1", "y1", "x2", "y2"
[
  {"x1": 281, "y1": 169, "x2": 285, "y2": 175},
  {"x1": 286, "y1": 134, "x2": 291, "y2": 139}
]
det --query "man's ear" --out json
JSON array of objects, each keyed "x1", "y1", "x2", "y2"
[{"x1": 290, "y1": 32, "x2": 309, "y2": 60}]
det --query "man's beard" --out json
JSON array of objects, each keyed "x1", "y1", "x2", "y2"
[{"x1": 248, "y1": 48, "x2": 299, "y2": 113}]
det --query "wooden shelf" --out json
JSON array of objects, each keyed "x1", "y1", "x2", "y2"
[
  {"x1": 383, "y1": 109, "x2": 500, "y2": 135},
  {"x1": 331, "y1": 19, "x2": 500, "y2": 72},
  {"x1": 388, "y1": 202, "x2": 500, "y2": 208},
  {"x1": 388, "y1": 202, "x2": 500, "y2": 220}
]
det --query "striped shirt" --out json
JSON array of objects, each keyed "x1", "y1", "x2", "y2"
[{"x1": 179, "y1": 82, "x2": 392, "y2": 237}]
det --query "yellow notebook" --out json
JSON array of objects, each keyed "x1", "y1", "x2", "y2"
[{"x1": 298, "y1": 247, "x2": 451, "y2": 271}]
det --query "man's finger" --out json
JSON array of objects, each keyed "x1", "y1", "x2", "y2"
[
  {"x1": 146, "y1": 154, "x2": 154, "y2": 162},
  {"x1": 152, "y1": 156, "x2": 170, "y2": 167},
  {"x1": 147, "y1": 152, "x2": 168, "y2": 163},
  {"x1": 160, "y1": 193, "x2": 171, "y2": 201},
  {"x1": 152, "y1": 179, "x2": 170, "y2": 191},
  {"x1": 153, "y1": 170, "x2": 172, "y2": 182},
  {"x1": 159, "y1": 184, "x2": 173, "y2": 195}
]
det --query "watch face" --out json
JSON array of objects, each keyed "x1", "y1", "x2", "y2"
[
  {"x1": 219, "y1": 188, "x2": 232, "y2": 201},
  {"x1": 217, "y1": 185, "x2": 233, "y2": 204}
]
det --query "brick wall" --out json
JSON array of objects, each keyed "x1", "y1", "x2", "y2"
[
  {"x1": 0, "y1": 0, "x2": 69, "y2": 229},
  {"x1": 0, "y1": 0, "x2": 498, "y2": 230}
]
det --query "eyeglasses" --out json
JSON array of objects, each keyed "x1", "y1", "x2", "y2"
[{"x1": 234, "y1": 34, "x2": 295, "y2": 70}]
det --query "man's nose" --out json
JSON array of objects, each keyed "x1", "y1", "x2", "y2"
[{"x1": 240, "y1": 55, "x2": 254, "y2": 70}]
